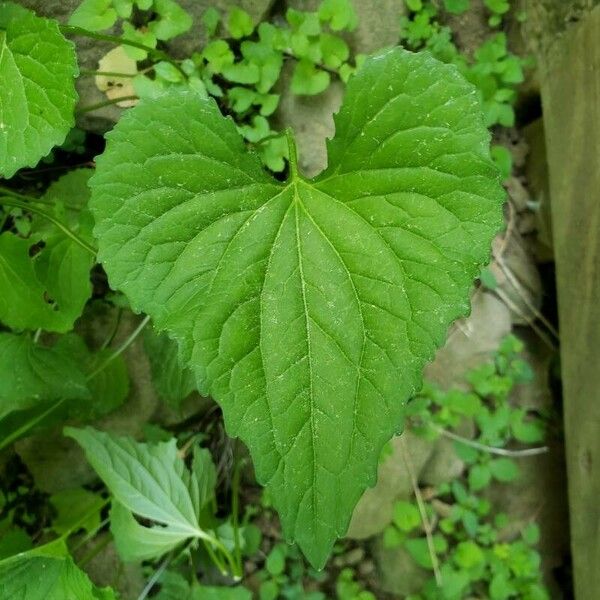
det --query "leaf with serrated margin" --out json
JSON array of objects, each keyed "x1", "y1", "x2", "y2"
[
  {"x1": 89, "y1": 47, "x2": 504, "y2": 567},
  {"x1": 0, "y1": 2, "x2": 78, "y2": 178}
]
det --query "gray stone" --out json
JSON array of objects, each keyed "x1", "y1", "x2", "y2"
[
  {"x1": 287, "y1": 0, "x2": 406, "y2": 54},
  {"x1": 346, "y1": 432, "x2": 434, "y2": 540},
  {"x1": 274, "y1": 63, "x2": 344, "y2": 177},
  {"x1": 424, "y1": 290, "x2": 512, "y2": 390},
  {"x1": 372, "y1": 537, "x2": 430, "y2": 597}
]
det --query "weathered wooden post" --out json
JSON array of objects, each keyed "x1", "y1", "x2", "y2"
[{"x1": 526, "y1": 1, "x2": 600, "y2": 597}]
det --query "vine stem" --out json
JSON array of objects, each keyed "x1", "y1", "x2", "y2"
[
  {"x1": 0, "y1": 195, "x2": 96, "y2": 256},
  {"x1": 137, "y1": 551, "x2": 173, "y2": 600},
  {"x1": 400, "y1": 436, "x2": 443, "y2": 587},
  {"x1": 60, "y1": 25, "x2": 186, "y2": 77},
  {"x1": 430, "y1": 425, "x2": 549, "y2": 457},
  {"x1": 285, "y1": 128, "x2": 299, "y2": 180},
  {"x1": 0, "y1": 316, "x2": 151, "y2": 451}
]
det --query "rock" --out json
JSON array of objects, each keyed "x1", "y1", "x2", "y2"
[
  {"x1": 505, "y1": 175, "x2": 531, "y2": 213},
  {"x1": 346, "y1": 432, "x2": 434, "y2": 540},
  {"x1": 420, "y1": 420, "x2": 475, "y2": 487},
  {"x1": 372, "y1": 537, "x2": 430, "y2": 597},
  {"x1": 492, "y1": 229, "x2": 543, "y2": 326},
  {"x1": 424, "y1": 290, "x2": 512, "y2": 390},
  {"x1": 287, "y1": 0, "x2": 406, "y2": 54},
  {"x1": 275, "y1": 63, "x2": 344, "y2": 177},
  {"x1": 444, "y1": 0, "x2": 489, "y2": 56}
]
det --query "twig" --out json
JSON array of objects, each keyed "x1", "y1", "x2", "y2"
[
  {"x1": 399, "y1": 436, "x2": 442, "y2": 587},
  {"x1": 137, "y1": 551, "x2": 173, "y2": 600},
  {"x1": 76, "y1": 95, "x2": 138, "y2": 114},
  {"x1": 431, "y1": 424, "x2": 548, "y2": 457}
]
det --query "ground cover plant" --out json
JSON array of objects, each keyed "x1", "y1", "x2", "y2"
[{"x1": 0, "y1": 0, "x2": 556, "y2": 597}]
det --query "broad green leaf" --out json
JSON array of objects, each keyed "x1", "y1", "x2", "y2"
[
  {"x1": 89, "y1": 48, "x2": 503, "y2": 567},
  {"x1": 144, "y1": 328, "x2": 196, "y2": 408},
  {"x1": 0, "y1": 543, "x2": 116, "y2": 599},
  {"x1": 0, "y1": 3, "x2": 78, "y2": 178},
  {"x1": 65, "y1": 427, "x2": 218, "y2": 562},
  {"x1": 0, "y1": 232, "x2": 93, "y2": 332},
  {"x1": 0, "y1": 332, "x2": 89, "y2": 420}
]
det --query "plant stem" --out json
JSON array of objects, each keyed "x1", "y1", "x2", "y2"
[
  {"x1": 80, "y1": 69, "x2": 137, "y2": 78},
  {"x1": 137, "y1": 551, "x2": 173, "y2": 600},
  {"x1": 231, "y1": 454, "x2": 243, "y2": 575},
  {"x1": 285, "y1": 128, "x2": 299, "y2": 180},
  {"x1": 60, "y1": 25, "x2": 186, "y2": 77},
  {"x1": 86, "y1": 315, "x2": 151, "y2": 381},
  {"x1": 431, "y1": 425, "x2": 549, "y2": 457},
  {"x1": 76, "y1": 95, "x2": 139, "y2": 114},
  {"x1": 0, "y1": 196, "x2": 96, "y2": 256},
  {"x1": 78, "y1": 532, "x2": 112, "y2": 567},
  {"x1": 400, "y1": 435, "x2": 443, "y2": 587}
]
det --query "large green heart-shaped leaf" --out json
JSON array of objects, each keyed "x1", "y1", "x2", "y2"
[
  {"x1": 0, "y1": 2, "x2": 78, "y2": 178},
  {"x1": 90, "y1": 47, "x2": 504, "y2": 567}
]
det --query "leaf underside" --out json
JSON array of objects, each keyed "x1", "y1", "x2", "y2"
[
  {"x1": 0, "y1": 2, "x2": 78, "y2": 178},
  {"x1": 90, "y1": 47, "x2": 504, "y2": 567}
]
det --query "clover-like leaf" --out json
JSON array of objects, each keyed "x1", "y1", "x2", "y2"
[
  {"x1": 0, "y1": 2, "x2": 78, "y2": 178},
  {"x1": 89, "y1": 47, "x2": 504, "y2": 567}
]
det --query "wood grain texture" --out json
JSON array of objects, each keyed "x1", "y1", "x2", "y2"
[{"x1": 539, "y1": 5, "x2": 600, "y2": 598}]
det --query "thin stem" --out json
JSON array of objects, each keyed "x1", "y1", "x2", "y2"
[
  {"x1": 285, "y1": 128, "x2": 299, "y2": 180},
  {"x1": 100, "y1": 308, "x2": 123, "y2": 350},
  {"x1": 0, "y1": 398, "x2": 67, "y2": 451},
  {"x1": 431, "y1": 425, "x2": 549, "y2": 457},
  {"x1": 86, "y1": 316, "x2": 150, "y2": 381},
  {"x1": 61, "y1": 25, "x2": 186, "y2": 77},
  {"x1": 71, "y1": 516, "x2": 111, "y2": 553},
  {"x1": 76, "y1": 95, "x2": 138, "y2": 114},
  {"x1": 137, "y1": 551, "x2": 173, "y2": 600},
  {"x1": 203, "y1": 539, "x2": 228, "y2": 575},
  {"x1": 80, "y1": 69, "x2": 137, "y2": 78},
  {"x1": 400, "y1": 436, "x2": 443, "y2": 587},
  {"x1": 33, "y1": 329, "x2": 42, "y2": 344},
  {"x1": 231, "y1": 454, "x2": 243, "y2": 575},
  {"x1": 0, "y1": 196, "x2": 96, "y2": 256}
]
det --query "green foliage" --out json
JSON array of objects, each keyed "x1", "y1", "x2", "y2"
[
  {"x1": 385, "y1": 336, "x2": 549, "y2": 599},
  {"x1": 0, "y1": 2, "x2": 78, "y2": 178},
  {"x1": 0, "y1": 540, "x2": 116, "y2": 599},
  {"x1": 400, "y1": 1, "x2": 528, "y2": 127},
  {"x1": 88, "y1": 46, "x2": 503, "y2": 567},
  {"x1": 65, "y1": 427, "x2": 223, "y2": 563}
]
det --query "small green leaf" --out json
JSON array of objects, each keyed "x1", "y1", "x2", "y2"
[
  {"x1": 0, "y1": 3, "x2": 78, "y2": 178},
  {"x1": 68, "y1": 0, "x2": 117, "y2": 31},
  {"x1": 291, "y1": 59, "x2": 330, "y2": 95},
  {"x1": 405, "y1": 537, "x2": 436, "y2": 569},
  {"x1": 155, "y1": 61, "x2": 184, "y2": 83},
  {"x1": 454, "y1": 540, "x2": 484, "y2": 568},
  {"x1": 222, "y1": 62, "x2": 260, "y2": 85},
  {"x1": 522, "y1": 523, "x2": 540, "y2": 545},
  {"x1": 287, "y1": 9, "x2": 321, "y2": 36},
  {"x1": 122, "y1": 22, "x2": 157, "y2": 61},
  {"x1": 227, "y1": 7, "x2": 253, "y2": 40},
  {"x1": 468, "y1": 463, "x2": 492, "y2": 491},
  {"x1": 203, "y1": 40, "x2": 234, "y2": 73},
  {"x1": 382, "y1": 525, "x2": 404, "y2": 548},
  {"x1": 89, "y1": 48, "x2": 503, "y2": 567},
  {"x1": 149, "y1": 0, "x2": 192, "y2": 41},
  {"x1": 202, "y1": 7, "x2": 220, "y2": 37},
  {"x1": 0, "y1": 332, "x2": 89, "y2": 420},
  {"x1": 144, "y1": 328, "x2": 195, "y2": 408},
  {"x1": 393, "y1": 501, "x2": 421, "y2": 532},
  {"x1": 489, "y1": 458, "x2": 519, "y2": 482},
  {"x1": 318, "y1": 0, "x2": 358, "y2": 31},
  {"x1": 479, "y1": 265, "x2": 498, "y2": 290},
  {"x1": 320, "y1": 33, "x2": 349, "y2": 69},
  {"x1": 266, "y1": 543, "x2": 287, "y2": 575},
  {"x1": 443, "y1": 0, "x2": 470, "y2": 14},
  {"x1": 490, "y1": 145, "x2": 512, "y2": 180},
  {"x1": 484, "y1": 0, "x2": 510, "y2": 15}
]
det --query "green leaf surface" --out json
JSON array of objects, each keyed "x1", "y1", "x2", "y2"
[
  {"x1": 0, "y1": 550, "x2": 116, "y2": 599},
  {"x1": 68, "y1": 0, "x2": 117, "y2": 31},
  {"x1": 49, "y1": 487, "x2": 105, "y2": 536},
  {"x1": 144, "y1": 328, "x2": 195, "y2": 408},
  {"x1": 0, "y1": 332, "x2": 89, "y2": 420},
  {"x1": 0, "y1": 2, "x2": 78, "y2": 178},
  {"x1": 0, "y1": 231, "x2": 93, "y2": 332},
  {"x1": 89, "y1": 48, "x2": 503, "y2": 567}
]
